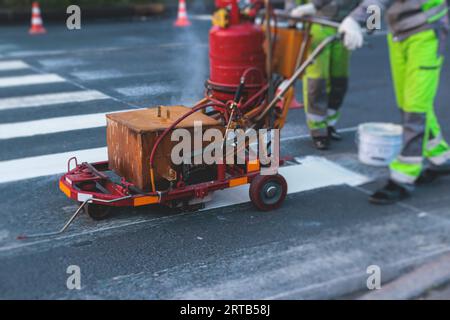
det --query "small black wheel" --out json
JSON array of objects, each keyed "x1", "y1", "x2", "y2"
[
  {"x1": 84, "y1": 203, "x2": 111, "y2": 221},
  {"x1": 249, "y1": 174, "x2": 287, "y2": 211}
]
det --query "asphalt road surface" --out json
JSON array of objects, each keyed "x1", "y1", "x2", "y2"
[{"x1": 1, "y1": 16, "x2": 450, "y2": 300}]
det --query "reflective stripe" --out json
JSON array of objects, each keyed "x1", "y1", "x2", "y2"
[
  {"x1": 429, "y1": 150, "x2": 450, "y2": 165},
  {"x1": 390, "y1": 170, "x2": 417, "y2": 184},
  {"x1": 397, "y1": 155, "x2": 423, "y2": 164},
  {"x1": 390, "y1": 158, "x2": 422, "y2": 182},
  {"x1": 326, "y1": 110, "x2": 340, "y2": 126},
  {"x1": 307, "y1": 120, "x2": 328, "y2": 131},
  {"x1": 134, "y1": 196, "x2": 159, "y2": 207},
  {"x1": 306, "y1": 112, "x2": 327, "y2": 123},
  {"x1": 229, "y1": 177, "x2": 248, "y2": 187},
  {"x1": 426, "y1": 4, "x2": 448, "y2": 23},
  {"x1": 390, "y1": 2, "x2": 447, "y2": 33},
  {"x1": 385, "y1": 0, "x2": 447, "y2": 37},
  {"x1": 59, "y1": 181, "x2": 71, "y2": 198},
  {"x1": 327, "y1": 109, "x2": 338, "y2": 117},
  {"x1": 427, "y1": 133, "x2": 443, "y2": 150}
]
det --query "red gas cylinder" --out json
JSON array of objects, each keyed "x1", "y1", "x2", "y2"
[
  {"x1": 208, "y1": 22, "x2": 266, "y2": 103},
  {"x1": 215, "y1": 0, "x2": 240, "y2": 24},
  {"x1": 215, "y1": 0, "x2": 232, "y2": 7}
]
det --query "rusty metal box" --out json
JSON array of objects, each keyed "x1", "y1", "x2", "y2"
[{"x1": 106, "y1": 106, "x2": 222, "y2": 191}]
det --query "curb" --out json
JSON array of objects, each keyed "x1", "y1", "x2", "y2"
[{"x1": 358, "y1": 251, "x2": 450, "y2": 300}]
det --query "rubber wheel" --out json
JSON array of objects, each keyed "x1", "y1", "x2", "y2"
[
  {"x1": 249, "y1": 174, "x2": 287, "y2": 211},
  {"x1": 84, "y1": 203, "x2": 111, "y2": 221}
]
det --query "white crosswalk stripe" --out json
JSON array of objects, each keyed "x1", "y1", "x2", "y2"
[
  {"x1": 205, "y1": 156, "x2": 369, "y2": 211},
  {"x1": 71, "y1": 70, "x2": 123, "y2": 81},
  {"x1": 0, "y1": 60, "x2": 30, "y2": 71},
  {"x1": 115, "y1": 84, "x2": 173, "y2": 97},
  {"x1": 0, "y1": 112, "x2": 107, "y2": 139},
  {"x1": 0, "y1": 74, "x2": 65, "y2": 88},
  {"x1": 0, "y1": 147, "x2": 107, "y2": 184},
  {"x1": 0, "y1": 143, "x2": 369, "y2": 192},
  {"x1": 0, "y1": 90, "x2": 110, "y2": 111},
  {"x1": 0, "y1": 108, "x2": 145, "y2": 140},
  {"x1": 0, "y1": 60, "x2": 371, "y2": 197}
]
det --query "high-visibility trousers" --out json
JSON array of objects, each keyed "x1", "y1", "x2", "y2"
[
  {"x1": 388, "y1": 29, "x2": 450, "y2": 185},
  {"x1": 303, "y1": 24, "x2": 350, "y2": 138}
]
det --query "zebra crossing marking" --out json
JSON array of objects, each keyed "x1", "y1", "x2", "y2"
[
  {"x1": 0, "y1": 60, "x2": 30, "y2": 71},
  {"x1": 0, "y1": 90, "x2": 110, "y2": 111},
  {"x1": 0, "y1": 74, "x2": 65, "y2": 88}
]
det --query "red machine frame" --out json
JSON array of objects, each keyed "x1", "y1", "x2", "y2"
[
  {"x1": 49, "y1": 9, "x2": 342, "y2": 234},
  {"x1": 59, "y1": 157, "x2": 263, "y2": 212}
]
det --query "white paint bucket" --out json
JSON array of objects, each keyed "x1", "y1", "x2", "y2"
[{"x1": 357, "y1": 122, "x2": 403, "y2": 167}]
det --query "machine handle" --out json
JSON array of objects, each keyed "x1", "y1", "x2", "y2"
[
  {"x1": 234, "y1": 77, "x2": 245, "y2": 103},
  {"x1": 260, "y1": 9, "x2": 341, "y2": 29},
  {"x1": 255, "y1": 34, "x2": 340, "y2": 123},
  {"x1": 67, "y1": 157, "x2": 78, "y2": 172}
]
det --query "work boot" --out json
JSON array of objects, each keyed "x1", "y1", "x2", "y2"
[
  {"x1": 429, "y1": 160, "x2": 450, "y2": 175},
  {"x1": 312, "y1": 136, "x2": 330, "y2": 150},
  {"x1": 328, "y1": 126, "x2": 342, "y2": 141},
  {"x1": 369, "y1": 179, "x2": 411, "y2": 205},
  {"x1": 416, "y1": 160, "x2": 450, "y2": 185},
  {"x1": 416, "y1": 169, "x2": 439, "y2": 185}
]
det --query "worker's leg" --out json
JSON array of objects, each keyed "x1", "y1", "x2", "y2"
[
  {"x1": 303, "y1": 24, "x2": 331, "y2": 139},
  {"x1": 387, "y1": 34, "x2": 406, "y2": 112},
  {"x1": 389, "y1": 30, "x2": 446, "y2": 185},
  {"x1": 327, "y1": 38, "x2": 350, "y2": 130},
  {"x1": 424, "y1": 110, "x2": 450, "y2": 166}
]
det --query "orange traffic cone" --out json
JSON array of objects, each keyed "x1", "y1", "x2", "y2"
[
  {"x1": 174, "y1": 0, "x2": 191, "y2": 27},
  {"x1": 29, "y1": 2, "x2": 46, "y2": 35}
]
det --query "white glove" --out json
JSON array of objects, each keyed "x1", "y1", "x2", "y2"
[
  {"x1": 291, "y1": 3, "x2": 317, "y2": 18},
  {"x1": 338, "y1": 16, "x2": 364, "y2": 50}
]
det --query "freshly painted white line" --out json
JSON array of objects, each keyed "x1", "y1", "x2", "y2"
[
  {"x1": 203, "y1": 156, "x2": 369, "y2": 211},
  {"x1": 0, "y1": 125, "x2": 363, "y2": 181},
  {"x1": 115, "y1": 84, "x2": 173, "y2": 97},
  {"x1": 71, "y1": 70, "x2": 124, "y2": 81},
  {"x1": 0, "y1": 74, "x2": 65, "y2": 88},
  {"x1": 0, "y1": 108, "x2": 147, "y2": 140},
  {"x1": 0, "y1": 60, "x2": 29, "y2": 71},
  {"x1": 0, "y1": 113, "x2": 107, "y2": 139},
  {"x1": 0, "y1": 156, "x2": 369, "y2": 252},
  {"x1": 0, "y1": 211, "x2": 193, "y2": 252},
  {"x1": 38, "y1": 57, "x2": 85, "y2": 68},
  {"x1": 0, "y1": 90, "x2": 110, "y2": 111},
  {"x1": 0, "y1": 147, "x2": 107, "y2": 184},
  {"x1": 6, "y1": 50, "x2": 67, "y2": 58}
]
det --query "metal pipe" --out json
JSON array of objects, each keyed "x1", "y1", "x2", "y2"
[
  {"x1": 264, "y1": 0, "x2": 274, "y2": 102},
  {"x1": 295, "y1": 22, "x2": 311, "y2": 70},
  {"x1": 255, "y1": 34, "x2": 340, "y2": 122},
  {"x1": 17, "y1": 199, "x2": 90, "y2": 239},
  {"x1": 267, "y1": 9, "x2": 341, "y2": 29},
  {"x1": 17, "y1": 195, "x2": 135, "y2": 239}
]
